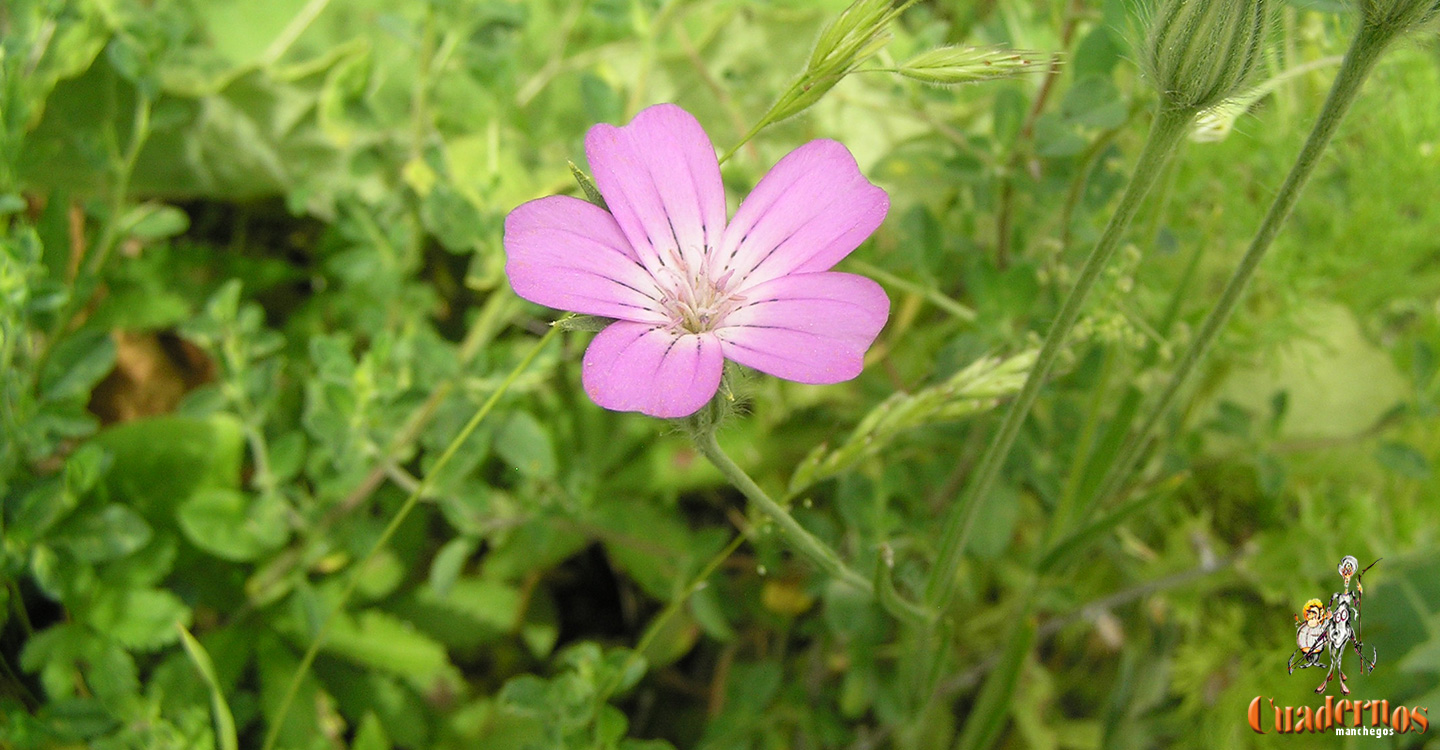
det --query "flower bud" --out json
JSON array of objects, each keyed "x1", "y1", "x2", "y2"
[
  {"x1": 1142, "y1": 0, "x2": 1271, "y2": 113},
  {"x1": 1358, "y1": 0, "x2": 1440, "y2": 33}
]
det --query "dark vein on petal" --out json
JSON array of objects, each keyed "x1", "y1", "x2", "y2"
[{"x1": 739, "y1": 183, "x2": 862, "y2": 285}]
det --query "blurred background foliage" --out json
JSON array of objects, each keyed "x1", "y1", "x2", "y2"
[{"x1": 1, "y1": 0, "x2": 1438, "y2": 748}]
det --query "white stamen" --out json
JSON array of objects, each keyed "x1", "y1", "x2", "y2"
[{"x1": 652, "y1": 244, "x2": 741, "y2": 334}]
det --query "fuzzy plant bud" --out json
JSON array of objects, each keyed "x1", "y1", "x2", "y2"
[
  {"x1": 1357, "y1": 0, "x2": 1440, "y2": 33},
  {"x1": 1142, "y1": 0, "x2": 1271, "y2": 113}
]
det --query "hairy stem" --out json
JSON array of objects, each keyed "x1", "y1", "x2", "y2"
[
  {"x1": 1083, "y1": 22, "x2": 1393, "y2": 522},
  {"x1": 692, "y1": 430, "x2": 874, "y2": 595},
  {"x1": 923, "y1": 106, "x2": 1194, "y2": 613}
]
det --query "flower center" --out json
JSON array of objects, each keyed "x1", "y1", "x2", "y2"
[{"x1": 654, "y1": 245, "x2": 742, "y2": 334}]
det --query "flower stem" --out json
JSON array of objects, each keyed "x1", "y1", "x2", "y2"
[
  {"x1": 922, "y1": 106, "x2": 1194, "y2": 613},
  {"x1": 261, "y1": 323, "x2": 560, "y2": 750},
  {"x1": 1079, "y1": 22, "x2": 1394, "y2": 521},
  {"x1": 692, "y1": 430, "x2": 874, "y2": 595}
]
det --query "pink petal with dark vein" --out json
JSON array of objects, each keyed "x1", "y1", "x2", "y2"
[
  {"x1": 716, "y1": 272, "x2": 889, "y2": 384},
  {"x1": 504, "y1": 195, "x2": 667, "y2": 324},
  {"x1": 714, "y1": 140, "x2": 888, "y2": 292},
  {"x1": 582, "y1": 321, "x2": 725, "y2": 418},
  {"x1": 585, "y1": 104, "x2": 727, "y2": 278}
]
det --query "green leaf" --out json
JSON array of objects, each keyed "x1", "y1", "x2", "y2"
[
  {"x1": 29, "y1": 544, "x2": 95, "y2": 602},
  {"x1": 1034, "y1": 113, "x2": 1087, "y2": 158},
  {"x1": 64, "y1": 443, "x2": 112, "y2": 495},
  {"x1": 988, "y1": 86, "x2": 1024, "y2": 143},
  {"x1": 324, "y1": 610, "x2": 455, "y2": 682},
  {"x1": 352, "y1": 712, "x2": 392, "y2": 750},
  {"x1": 498, "y1": 674, "x2": 550, "y2": 716},
  {"x1": 954, "y1": 616, "x2": 1036, "y2": 750},
  {"x1": 495, "y1": 410, "x2": 556, "y2": 480},
  {"x1": 689, "y1": 584, "x2": 737, "y2": 642},
  {"x1": 21, "y1": 623, "x2": 139, "y2": 705},
  {"x1": 520, "y1": 590, "x2": 560, "y2": 659},
  {"x1": 428, "y1": 537, "x2": 477, "y2": 599},
  {"x1": 8, "y1": 478, "x2": 78, "y2": 544},
  {"x1": 418, "y1": 576, "x2": 523, "y2": 633},
  {"x1": 178, "y1": 488, "x2": 289, "y2": 562},
  {"x1": 968, "y1": 484, "x2": 1020, "y2": 560},
  {"x1": 51, "y1": 504, "x2": 153, "y2": 562},
  {"x1": 267, "y1": 430, "x2": 307, "y2": 483},
  {"x1": 0, "y1": 193, "x2": 27, "y2": 216},
  {"x1": 1400, "y1": 630, "x2": 1440, "y2": 674},
  {"x1": 122, "y1": 202, "x2": 190, "y2": 239},
  {"x1": 420, "y1": 183, "x2": 486, "y2": 253},
  {"x1": 39, "y1": 329, "x2": 117, "y2": 402},
  {"x1": 1073, "y1": 27, "x2": 1124, "y2": 79},
  {"x1": 1037, "y1": 491, "x2": 1167, "y2": 574},
  {"x1": 87, "y1": 588, "x2": 192, "y2": 652},
  {"x1": 1061, "y1": 75, "x2": 1128, "y2": 130},
  {"x1": 1375, "y1": 441, "x2": 1431, "y2": 479},
  {"x1": 94, "y1": 414, "x2": 246, "y2": 516},
  {"x1": 177, "y1": 624, "x2": 240, "y2": 750}
]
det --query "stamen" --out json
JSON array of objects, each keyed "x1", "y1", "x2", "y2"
[{"x1": 653, "y1": 245, "x2": 740, "y2": 335}]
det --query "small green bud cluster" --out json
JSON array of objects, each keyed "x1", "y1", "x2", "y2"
[
  {"x1": 896, "y1": 46, "x2": 1050, "y2": 87},
  {"x1": 1142, "y1": 0, "x2": 1272, "y2": 113},
  {"x1": 1073, "y1": 309, "x2": 1148, "y2": 350},
  {"x1": 1358, "y1": 0, "x2": 1440, "y2": 33},
  {"x1": 766, "y1": 0, "x2": 902, "y2": 123},
  {"x1": 788, "y1": 349, "x2": 1037, "y2": 494}
]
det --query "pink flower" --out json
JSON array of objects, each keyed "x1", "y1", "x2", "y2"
[{"x1": 504, "y1": 104, "x2": 890, "y2": 418}]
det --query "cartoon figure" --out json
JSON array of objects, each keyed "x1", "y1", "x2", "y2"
[
  {"x1": 1287, "y1": 598, "x2": 1330, "y2": 673},
  {"x1": 1311, "y1": 555, "x2": 1379, "y2": 695}
]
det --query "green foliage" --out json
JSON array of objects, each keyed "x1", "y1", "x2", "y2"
[{"x1": 2, "y1": 0, "x2": 1438, "y2": 748}]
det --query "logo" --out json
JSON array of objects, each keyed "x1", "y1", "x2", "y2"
[
  {"x1": 1247, "y1": 555, "x2": 1430, "y2": 737},
  {"x1": 1287, "y1": 555, "x2": 1377, "y2": 694},
  {"x1": 1247, "y1": 697, "x2": 1428, "y2": 736}
]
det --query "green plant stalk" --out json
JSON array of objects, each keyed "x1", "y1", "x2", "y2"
[
  {"x1": 261, "y1": 0, "x2": 335, "y2": 66},
  {"x1": 32, "y1": 92, "x2": 151, "y2": 379},
  {"x1": 177, "y1": 624, "x2": 239, "y2": 750},
  {"x1": 1084, "y1": 21, "x2": 1395, "y2": 519},
  {"x1": 846, "y1": 259, "x2": 978, "y2": 322},
  {"x1": 1045, "y1": 235, "x2": 1207, "y2": 559},
  {"x1": 692, "y1": 429, "x2": 874, "y2": 595},
  {"x1": 923, "y1": 106, "x2": 1194, "y2": 613},
  {"x1": 84, "y1": 92, "x2": 152, "y2": 280},
  {"x1": 597, "y1": 532, "x2": 747, "y2": 710},
  {"x1": 261, "y1": 323, "x2": 560, "y2": 750},
  {"x1": 1043, "y1": 346, "x2": 1116, "y2": 550}
]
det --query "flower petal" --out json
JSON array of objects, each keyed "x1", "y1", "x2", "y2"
[
  {"x1": 714, "y1": 140, "x2": 888, "y2": 291},
  {"x1": 585, "y1": 104, "x2": 727, "y2": 278},
  {"x1": 582, "y1": 321, "x2": 724, "y2": 418},
  {"x1": 504, "y1": 195, "x2": 667, "y2": 324},
  {"x1": 716, "y1": 272, "x2": 889, "y2": 384}
]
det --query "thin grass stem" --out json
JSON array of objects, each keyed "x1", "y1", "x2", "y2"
[{"x1": 261, "y1": 323, "x2": 561, "y2": 750}]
